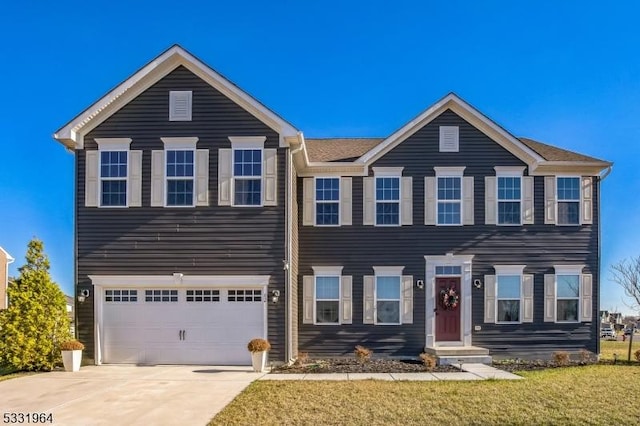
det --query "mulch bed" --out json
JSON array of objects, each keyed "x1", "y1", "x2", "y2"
[{"x1": 271, "y1": 358, "x2": 460, "y2": 374}]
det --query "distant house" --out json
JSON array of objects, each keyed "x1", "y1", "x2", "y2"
[{"x1": 0, "y1": 247, "x2": 14, "y2": 310}]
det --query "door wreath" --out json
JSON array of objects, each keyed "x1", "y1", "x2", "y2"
[{"x1": 440, "y1": 287, "x2": 459, "y2": 310}]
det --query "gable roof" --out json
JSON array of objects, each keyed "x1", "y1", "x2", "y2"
[
  {"x1": 519, "y1": 138, "x2": 605, "y2": 163},
  {"x1": 54, "y1": 45, "x2": 299, "y2": 150},
  {"x1": 306, "y1": 138, "x2": 384, "y2": 162}
]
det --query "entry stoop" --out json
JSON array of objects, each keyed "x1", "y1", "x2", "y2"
[{"x1": 423, "y1": 346, "x2": 492, "y2": 366}]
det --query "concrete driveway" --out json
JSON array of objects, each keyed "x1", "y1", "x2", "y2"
[{"x1": 0, "y1": 365, "x2": 264, "y2": 425}]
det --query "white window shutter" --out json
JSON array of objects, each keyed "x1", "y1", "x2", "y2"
[
  {"x1": 580, "y1": 274, "x2": 593, "y2": 322},
  {"x1": 217, "y1": 148, "x2": 232, "y2": 206},
  {"x1": 462, "y1": 176, "x2": 474, "y2": 225},
  {"x1": 581, "y1": 177, "x2": 593, "y2": 224},
  {"x1": 302, "y1": 178, "x2": 314, "y2": 226},
  {"x1": 340, "y1": 177, "x2": 352, "y2": 226},
  {"x1": 439, "y1": 126, "x2": 459, "y2": 152},
  {"x1": 303, "y1": 276, "x2": 314, "y2": 324},
  {"x1": 150, "y1": 150, "x2": 165, "y2": 207},
  {"x1": 522, "y1": 274, "x2": 534, "y2": 323},
  {"x1": 544, "y1": 274, "x2": 556, "y2": 322},
  {"x1": 401, "y1": 275, "x2": 413, "y2": 324},
  {"x1": 522, "y1": 176, "x2": 534, "y2": 224},
  {"x1": 544, "y1": 176, "x2": 556, "y2": 224},
  {"x1": 85, "y1": 151, "x2": 99, "y2": 207},
  {"x1": 485, "y1": 177, "x2": 496, "y2": 225},
  {"x1": 341, "y1": 276, "x2": 353, "y2": 324},
  {"x1": 262, "y1": 149, "x2": 277, "y2": 206},
  {"x1": 363, "y1": 177, "x2": 375, "y2": 226},
  {"x1": 128, "y1": 150, "x2": 142, "y2": 207},
  {"x1": 484, "y1": 275, "x2": 496, "y2": 323},
  {"x1": 363, "y1": 275, "x2": 375, "y2": 324},
  {"x1": 169, "y1": 91, "x2": 192, "y2": 121},
  {"x1": 401, "y1": 177, "x2": 413, "y2": 225},
  {"x1": 195, "y1": 149, "x2": 209, "y2": 206},
  {"x1": 425, "y1": 177, "x2": 436, "y2": 225}
]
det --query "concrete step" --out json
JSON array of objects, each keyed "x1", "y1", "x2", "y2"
[
  {"x1": 423, "y1": 345, "x2": 490, "y2": 357},
  {"x1": 438, "y1": 355, "x2": 493, "y2": 366}
]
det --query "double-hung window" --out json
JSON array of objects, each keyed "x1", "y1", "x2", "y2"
[
  {"x1": 233, "y1": 149, "x2": 262, "y2": 206},
  {"x1": 375, "y1": 276, "x2": 401, "y2": 324},
  {"x1": 166, "y1": 150, "x2": 194, "y2": 206},
  {"x1": 100, "y1": 151, "x2": 128, "y2": 207},
  {"x1": 557, "y1": 177, "x2": 580, "y2": 225},
  {"x1": 497, "y1": 176, "x2": 521, "y2": 225},
  {"x1": 315, "y1": 276, "x2": 340, "y2": 324},
  {"x1": 496, "y1": 274, "x2": 521, "y2": 323},
  {"x1": 437, "y1": 176, "x2": 462, "y2": 225},
  {"x1": 315, "y1": 178, "x2": 340, "y2": 225},
  {"x1": 376, "y1": 177, "x2": 400, "y2": 225},
  {"x1": 556, "y1": 274, "x2": 580, "y2": 322}
]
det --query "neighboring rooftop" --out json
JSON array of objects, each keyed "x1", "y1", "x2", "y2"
[{"x1": 305, "y1": 138, "x2": 384, "y2": 162}]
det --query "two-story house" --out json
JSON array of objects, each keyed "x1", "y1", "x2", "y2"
[{"x1": 54, "y1": 46, "x2": 611, "y2": 366}]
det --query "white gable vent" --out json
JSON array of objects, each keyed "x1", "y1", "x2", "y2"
[
  {"x1": 439, "y1": 126, "x2": 459, "y2": 152},
  {"x1": 169, "y1": 91, "x2": 192, "y2": 121}
]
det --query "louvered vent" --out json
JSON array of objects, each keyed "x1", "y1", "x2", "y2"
[
  {"x1": 439, "y1": 126, "x2": 459, "y2": 152},
  {"x1": 169, "y1": 90, "x2": 192, "y2": 121}
]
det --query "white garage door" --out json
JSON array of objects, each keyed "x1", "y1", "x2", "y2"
[{"x1": 101, "y1": 288, "x2": 265, "y2": 365}]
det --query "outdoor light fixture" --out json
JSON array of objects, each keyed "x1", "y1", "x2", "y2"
[
  {"x1": 77, "y1": 289, "x2": 90, "y2": 303},
  {"x1": 270, "y1": 290, "x2": 280, "y2": 304},
  {"x1": 416, "y1": 280, "x2": 424, "y2": 290},
  {"x1": 474, "y1": 279, "x2": 483, "y2": 289}
]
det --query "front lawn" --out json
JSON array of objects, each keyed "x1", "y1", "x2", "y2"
[
  {"x1": 210, "y1": 365, "x2": 640, "y2": 425},
  {"x1": 600, "y1": 339, "x2": 640, "y2": 361}
]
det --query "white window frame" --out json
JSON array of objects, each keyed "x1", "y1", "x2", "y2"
[
  {"x1": 314, "y1": 177, "x2": 341, "y2": 226},
  {"x1": 162, "y1": 137, "x2": 198, "y2": 208},
  {"x1": 373, "y1": 266, "x2": 404, "y2": 325},
  {"x1": 169, "y1": 90, "x2": 193, "y2": 121},
  {"x1": 96, "y1": 138, "x2": 132, "y2": 208},
  {"x1": 312, "y1": 266, "x2": 343, "y2": 326},
  {"x1": 494, "y1": 265, "x2": 525, "y2": 324},
  {"x1": 554, "y1": 265, "x2": 584, "y2": 323},
  {"x1": 229, "y1": 137, "x2": 266, "y2": 207},
  {"x1": 373, "y1": 167, "x2": 403, "y2": 227},
  {"x1": 495, "y1": 167, "x2": 525, "y2": 226},
  {"x1": 435, "y1": 167, "x2": 465, "y2": 226},
  {"x1": 556, "y1": 175, "x2": 581, "y2": 226}
]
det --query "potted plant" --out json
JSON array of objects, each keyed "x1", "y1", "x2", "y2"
[
  {"x1": 60, "y1": 340, "x2": 85, "y2": 372},
  {"x1": 247, "y1": 338, "x2": 271, "y2": 372}
]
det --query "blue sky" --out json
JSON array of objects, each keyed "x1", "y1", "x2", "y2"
[{"x1": 1, "y1": 1, "x2": 638, "y2": 314}]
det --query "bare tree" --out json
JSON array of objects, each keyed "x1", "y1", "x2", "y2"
[{"x1": 610, "y1": 257, "x2": 640, "y2": 313}]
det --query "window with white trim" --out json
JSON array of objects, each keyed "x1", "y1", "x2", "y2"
[
  {"x1": 437, "y1": 176, "x2": 461, "y2": 225},
  {"x1": 556, "y1": 274, "x2": 579, "y2": 322},
  {"x1": 233, "y1": 149, "x2": 262, "y2": 206},
  {"x1": 228, "y1": 289, "x2": 262, "y2": 302},
  {"x1": 145, "y1": 289, "x2": 178, "y2": 302},
  {"x1": 186, "y1": 289, "x2": 220, "y2": 302},
  {"x1": 557, "y1": 177, "x2": 580, "y2": 225},
  {"x1": 497, "y1": 176, "x2": 521, "y2": 225},
  {"x1": 100, "y1": 151, "x2": 128, "y2": 207},
  {"x1": 166, "y1": 150, "x2": 194, "y2": 206},
  {"x1": 496, "y1": 275, "x2": 521, "y2": 323},
  {"x1": 435, "y1": 266, "x2": 462, "y2": 276},
  {"x1": 315, "y1": 276, "x2": 340, "y2": 324},
  {"x1": 105, "y1": 289, "x2": 137, "y2": 302},
  {"x1": 376, "y1": 276, "x2": 401, "y2": 324},
  {"x1": 376, "y1": 177, "x2": 400, "y2": 225},
  {"x1": 315, "y1": 178, "x2": 340, "y2": 225}
]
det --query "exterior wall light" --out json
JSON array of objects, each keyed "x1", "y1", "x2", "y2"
[{"x1": 270, "y1": 290, "x2": 280, "y2": 304}]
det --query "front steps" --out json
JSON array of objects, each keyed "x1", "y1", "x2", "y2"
[{"x1": 423, "y1": 345, "x2": 492, "y2": 366}]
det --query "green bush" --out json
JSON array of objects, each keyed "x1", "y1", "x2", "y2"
[{"x1": 0, "y1": 239, "x2": 72, "y2": 371}]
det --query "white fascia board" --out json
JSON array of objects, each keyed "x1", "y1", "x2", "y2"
[
  {"x1": 53, "y1": 46, "x2": 298, "y2": 150},
  {"x1": 88, "y1": 274, "x2": 270, "y2": 288},
  {"x1": 434, "y1": 166, "x2": 466, "y2": 176},
  {"x1": 373, "y1": 266, "x2": 405, "y2": 276},
  {"x1": 553, "y1": 265, "x2": 585, "y2": 275},
  {"x1": 312, "y1": 266, "x2": 344, "y2": 276},
  {"x1": 493, "y1": 265, "x2": 526, "y2": 275},
  {"x1": 0, "y1": 247, "x2": 14, "y2": 263},
  {"x1": 356, "y1": 93, "x2": 545, "y2": 167},
  {"x1": 95, "y1": 138, "x2": 133, "y2": 151},
  {"x1": 161, "y1": 137, "x2": 199, "y2": 150}
]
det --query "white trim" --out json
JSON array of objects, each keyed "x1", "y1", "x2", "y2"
[
  {"x1": 494, "y1": 166, "x2": 526, "y2": 176},
  {"x1": 373, "y1": 266, "x2": 405, "y2": 276},
  {"x1": 88, "y1": 274, "x2": 270, "y2": 287},
  {"x1": 314, "y1": 177, "x2": 341, "y2": 227},
  {"x1": 374, "y1": 175, "x2": 401, "y2": 227},
  {"x1": 434, "y1": 172, "x2": 463, "y2": 226},
  {"x1": 231, "y1": 147, "x2": 264, "y2": 207},
  {"x1": 313, "y1": 275, "x2": 342, "y2": 326},
  {"x1": 228, "y1": 136, "x2": 267, "y2": 148},
  {"x1": 555, "y1": 175, "x2": 581, "y2": 226},
  {"x1": 424, "y1": 254, "x2": 474, "y2": 348},
  {"x1": 554, "y1": 273, "x2": 581, "y2": 323},
  {"x1": 97, "y1": 147, "x2": 130, "y2": 208},
  {"x1": 372, "y1": 166, "x2": 404, "y2": 176},
  {"x1": 493, "y1": 265, "x2": 526, "y2": 275},
  {"x1": 496, "y1": 175, "x2": 523, "y2": 226},
  {"x1": 54, "y1": 46, "x2": 298, "y2": 150},
  {"x1": 374, "y1": 275, "x2": 402, "y2": 325},
  {"x1": 161, "y1": 137, "x2": 198, "y2": 150},
  {"x1": 553, "y1": 265, "x2": 585, "y2": 275},
  {"x1": 312, "y1": 266, "x2": 344, "y2": 275},
  {"x1": 495, "y1": 274, "x2": 523, "y2": 324},
  {"x1": 95, "y1": 138, "x2": 132, "y2": 151},
  {"x1": 164, "y1": 148, "x2": 196, "y2": 208},
  {"x1": 434, "y1": 166, "x2": 466, "y2": 176}
]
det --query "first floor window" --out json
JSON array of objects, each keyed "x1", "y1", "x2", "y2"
[
  {"x1": 166, "y1": 150, "x2": 194, "y2": 206},
  {"x1": 316, "y1": 178, "x2": 339, "y2": 225},
  {"x1": 497, "y1": 176, "x2": 521, "y2": 225},
  {"x1": 437, "y1": 176, "x2": 461, "y2": 225},
  {"x1": 100, "y1": 151, "x2": 127, "y2": 206},
  {"x1": 497, "y1": 275, "x2": 521, "y2": 322},
  {"x1": 557, "y1": 275, "x2": 579, "y2": 321},
  {"x1": 233, "y1": 149, "x2": 262, "y2": 206},
  {"x1": 376, "y1": 177, "x2": 400, "y2": 225},
  {"x1": 557, "y1": 177, "x2": 580, "y2": 225},
  {"x1": 376, "y1": 276, "x2": 401, "y2": 324},
  {"x1": 315, "y1": 276, "x2": 340, "y2": 324}
]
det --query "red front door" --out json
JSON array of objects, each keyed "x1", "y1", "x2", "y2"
[{"x1": 435, "y1": 277, "x2": 461, "y2": 342}]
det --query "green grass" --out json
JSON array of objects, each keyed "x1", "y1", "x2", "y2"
[
  {"x1": 600, "y1": 339, "x2": 640, "y2": 361},
  {"x1": 210, "y1": 365, "x2": 640, "y2": 425},
  {"x1": 0, "y1": 366, "x2": 22, "y2": 382}
]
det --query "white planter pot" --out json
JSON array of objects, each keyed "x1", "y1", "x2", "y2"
[
  {"x1": 251, "y1": 351, "x2": 268, "y2": 372},
  {"x1": 62, "y1": 350, "x2": 82, "y2": 372}
]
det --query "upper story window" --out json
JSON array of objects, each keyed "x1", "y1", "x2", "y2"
[
  {"x1": 486, "y1": 167, "x2": 533, "y2": 226},
  {"x1": 438, "y1": 177, "x2": 462, "y2": 225},
  {"x1": 426, "y1": 167, "x2": 473, "y2": 226},
  {"x1": 497, "y1": 176, "x2": 521, "y2": 225},
  {"x1": 315, "y1": 178, "x2": 340, "y2": 225},
  {"x1": 439, "y1": 126, "x2": 459, "y2": 152},
  {"x1": 169, "y1": 91, "x2": 192, "y2": 121},
  {"x1": 100, "y1": 151, "x2": 128, "y2": 207},
  {"x1": 364, "y1": 167, "x2": 412, "y2": 226},
  {"x1": 376, "y1": 177, "x2": 400, "y2": 225},
  {"x1": 557, "y1": 177, "x2": 580, "y2": 225},
  {"x1": 233, "y1": 149, "x2": 262, "y2": 206},
  {"x1": 166, "y1": 150, "x2": 195, "y2": 206}
]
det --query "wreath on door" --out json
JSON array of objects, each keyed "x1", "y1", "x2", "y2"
[{"x1": 440, "y1": 287, "x2": 459, "y2": 310}]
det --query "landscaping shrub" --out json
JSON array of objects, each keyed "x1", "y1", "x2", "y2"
[
  {"x1": 354, "y1": 345, "x2": 372, "y2": 364},
  {"x1": 553, "y1": 351, "x2": 570, "y2": 366},
  {"x1": 294, "y1": 352, "x2": 309, "y2": 366},
  {"x1": 634, "y1": 349, "x2": 640, "y2": 362},
  {"x1": 579, "y1": 349, "x2": 592, "y2": 363},
  {"x1": 419, "y1": 353, "x2": 437, "y2": 371}
]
